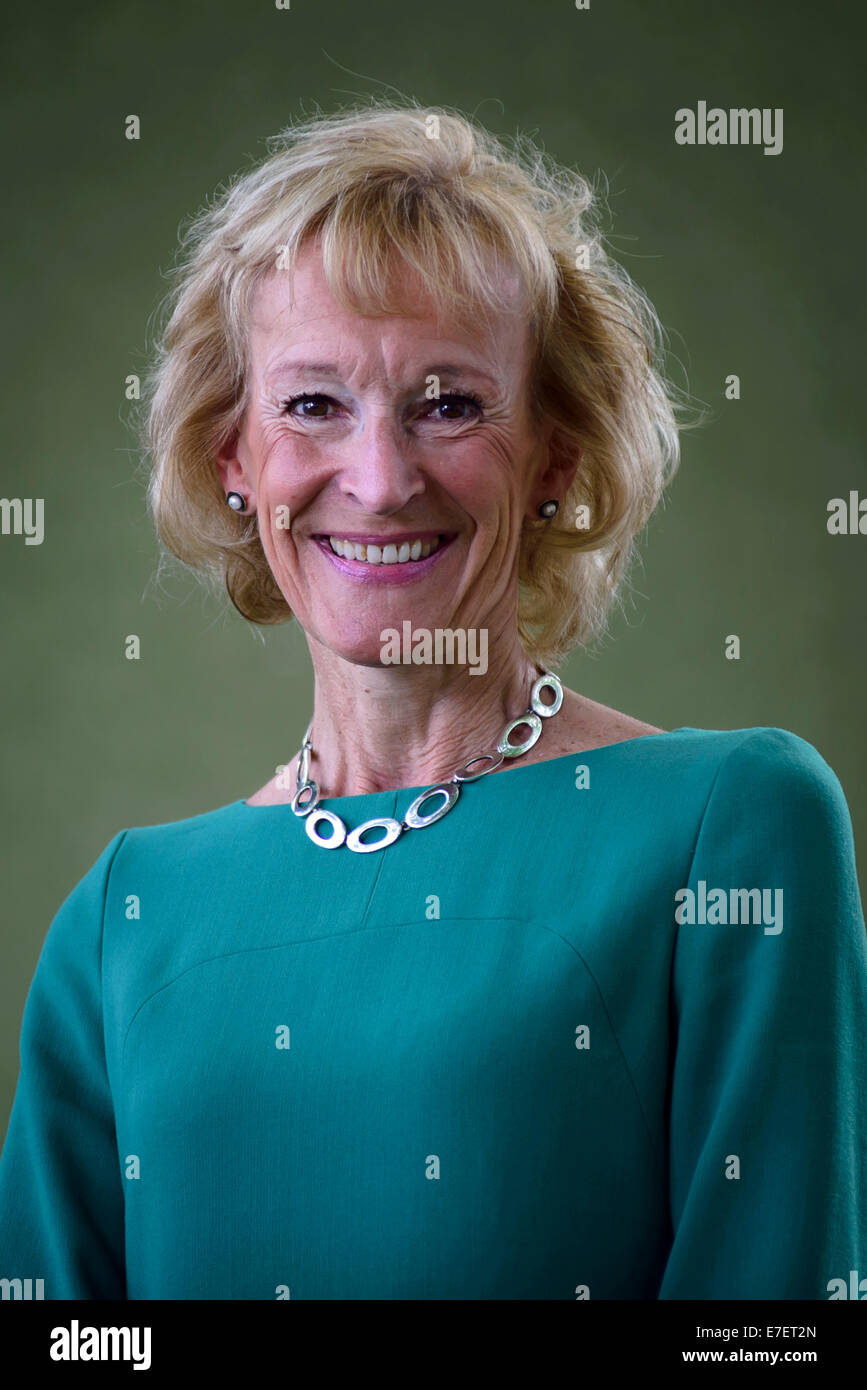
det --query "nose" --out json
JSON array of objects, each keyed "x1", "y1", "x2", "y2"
[{"x1": 337, "y1": 411, "x2": 426, "y2": 515}]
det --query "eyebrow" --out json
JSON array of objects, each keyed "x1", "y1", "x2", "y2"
[
  {"x1": 264, "y1": 360, "x2": 340, "y2": 382},
  {"x1": 263, "y1": 359, "x2": 503, "y2": 391},
  {"x1": 426, "y1": 364, "x2": 502, "y2": 391}
]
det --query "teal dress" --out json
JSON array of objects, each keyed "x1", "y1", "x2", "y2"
[{"x1": 1, "y1": 726, "x2": 865, "y2": 1300}]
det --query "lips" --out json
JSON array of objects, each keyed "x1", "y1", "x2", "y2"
[{"x1": 311, "y1": 531, "x2": 455, "y2": 582}]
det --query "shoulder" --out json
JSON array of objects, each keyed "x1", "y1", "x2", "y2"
[
  {"x1": 603, "y1": 722, "x2": 849, "y2": 800},
  {"x1": 672, "y1": 729, "x2": 865, "y2": 985},
  {"x1": 29, "y1": 801, "x2": 257, "y2": 993},
  {"x1": 696, "y1": 726, "x2": 851, "y2": 821},
  {"x1": 682, "y1": 726, "x2": 859, "y2": 891},
  {"x1": 581, "y1": 723, "x2": 856, "y2": 859},
  {"x1": 108, "y1": 798, "x2": 255, "y2": 880},
  {"x1": 45, "y1": 801, "x2": 251, "y2": 932},
  {"x1": 26, "y1": 830, "x2": 130, "y2": 982},
  {"x1": 553, "y1": 696, "x2": 845, "y2": 810}
]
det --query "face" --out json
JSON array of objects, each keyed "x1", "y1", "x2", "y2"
[{"x1": 217, "y1": 240, "x2": 572, "y2": 668}]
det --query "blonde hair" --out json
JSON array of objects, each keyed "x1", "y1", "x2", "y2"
[{"x1": 144, "y1": 99, "x2": 686, "y2": 666}]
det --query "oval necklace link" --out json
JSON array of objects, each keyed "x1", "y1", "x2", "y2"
[
  {"x1": 452, "y1": 751, "x2": 505, "y2": 783},
  {"x1": 404, "y1": 782, "x2": 460, "y2": 830},
  {"x1": 345, "y1": 817, "x2": 405, "y2": 853},
  {"x1": 497, "y1": 712, "x2": 543, "y2": 759},
  {"x1": 290, "y1": 671, "x2": 563, "y2": 852},
  {"x1": 531, "y1": 672, "x2": 564, "y2": 718},
  {"x1": 305, "y1": 808, "x2": 348, "y2": 849}
]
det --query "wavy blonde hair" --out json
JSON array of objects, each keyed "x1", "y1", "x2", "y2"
[{"x1": 144, "y1": 99, "x2": 686, "y2": 666}]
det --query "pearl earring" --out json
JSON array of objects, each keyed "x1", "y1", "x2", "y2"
[
  {"x1": 226, "y1": 492, "x2": 247, "y2": 513},
  {"x1": 538, "y1": 499, "x2": 559, "y2": 519}
]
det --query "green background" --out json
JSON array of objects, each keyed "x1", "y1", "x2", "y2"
[{"x1": 1, "y1": 0, "x2": 864, "y2": 1136}]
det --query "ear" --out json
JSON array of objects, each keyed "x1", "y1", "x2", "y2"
[
  {"x1": 215, "y1": 428, "x2": 255, "y2": 504},
  {"x1": 527, "y1": 421, "x2": 579, "y2": 519}
]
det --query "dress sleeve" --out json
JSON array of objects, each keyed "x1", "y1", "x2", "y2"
[
  {"x1": 658, "y1": 729, "x2": 867, "y2": 1299},
  {"x1": 0, "y1": 832, "x2": 128, "y2": 1299}
]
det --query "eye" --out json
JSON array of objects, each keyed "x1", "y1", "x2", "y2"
[
  {"x1": 281, "y1": 393, "x2": 334, "y2": 418},
  {"x1": 424, "y1": 391, "x2": 485, "y2": 422}
]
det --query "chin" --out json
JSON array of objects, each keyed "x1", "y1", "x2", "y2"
[{"x1": 323, "y1": 639, "x2": 406, "y2": 669}]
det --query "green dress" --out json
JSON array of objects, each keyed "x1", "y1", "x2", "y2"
[{"x1": 1, "y1": 725, "x2": 865, "y2": 1299}]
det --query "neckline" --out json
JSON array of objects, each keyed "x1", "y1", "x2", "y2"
[{"x1": 237, "y1": 725, "x2": 696, "y2": 810}]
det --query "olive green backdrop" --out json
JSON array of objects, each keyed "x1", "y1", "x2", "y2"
[{"x1": 2, "y1": 0, "x2": 864, "y2": 1135}]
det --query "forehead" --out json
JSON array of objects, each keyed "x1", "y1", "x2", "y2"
[{"x1": 247, "y1": 240, "x2": 532, "y2": 381}]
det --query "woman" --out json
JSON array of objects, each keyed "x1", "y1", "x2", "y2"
[{"x1": 1, "y1": 102, "x2": 865, "y2": 1301}]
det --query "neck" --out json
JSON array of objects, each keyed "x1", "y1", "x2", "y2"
[{"x1": 302, "y1": 634, "x2": 544, "y2": 797}]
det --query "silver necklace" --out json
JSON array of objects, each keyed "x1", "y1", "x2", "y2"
[{"x1": 290, "y1": 670, "x2": 564, "y2": 852}]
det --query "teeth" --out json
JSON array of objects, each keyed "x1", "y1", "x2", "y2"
[{"x1": 327, "y1": 535, "x2": 441, "y2": 564}]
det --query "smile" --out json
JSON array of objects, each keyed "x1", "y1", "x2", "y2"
[
  {"x1": 312, "y1": 532, "x2": 455, "y2": 583},
  {"x1": 327, "y1": 535, "x2": 442, "y2": 564}
]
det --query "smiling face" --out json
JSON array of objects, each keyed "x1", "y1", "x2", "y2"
[{"x1": 217, "y1": 239, "x2": 569, "y2": 669}]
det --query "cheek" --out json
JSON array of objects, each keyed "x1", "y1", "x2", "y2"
[
  {"x1": 448, "y1": 432, "x2": 529, "y2": 519},
  {"x1": 255, "y1": 434, "x2": 326, "y2": 517},
  {"x1": 246, "y1": 446, "x2": 303, "y2": 571}
]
